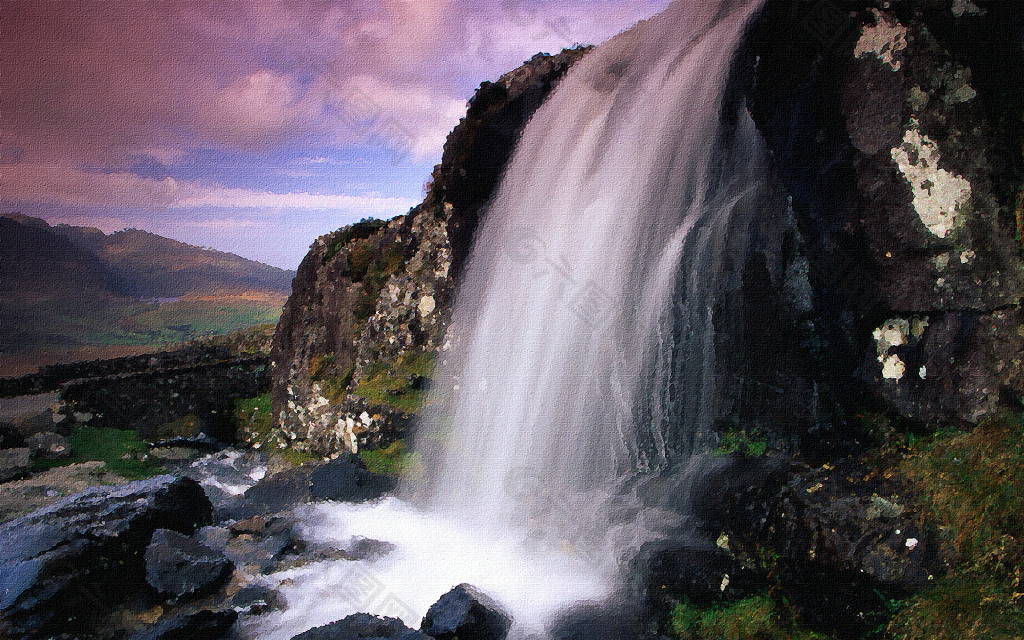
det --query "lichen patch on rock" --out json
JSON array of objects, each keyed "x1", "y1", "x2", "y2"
[
  {"x1": 854, "y1": 9, "x2": 908, "y2": 72},
  {"x1": 891, "y1": 119, "x2": 972, "y2": 238}
]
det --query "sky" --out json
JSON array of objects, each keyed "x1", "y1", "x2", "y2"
[{"x1": 1, "y1": 0, "x2": 671, "y2": 269}]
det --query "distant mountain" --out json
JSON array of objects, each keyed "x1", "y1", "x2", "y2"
[
  {"x1": 0, "y1": 213, "x2": 295, "y2": 371},
  {"x1": 3, "y1": 214, "x2": 294, "y2": 299},
  {"x1": 0, "y1": 216, "x2": 114, "y2": 296}
]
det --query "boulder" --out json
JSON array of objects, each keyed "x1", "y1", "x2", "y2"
[
  {"x1": 144, "y1": 528, "x2": 233, "y2": 599},
  {"x1": 0, "y1": 447, "x2": 31, "y2": 482},
  {"x1": 126, "y1": 608, "x2": 238, "y2": 640},
  {"x1": 310, "y1": 457, "x2": 396, "y2": 503},
  {"x1": 0, "y1": 475, "x2": 212, "y2": 639},
  {"x1": 26, "y1": 431, "x2": 71, "y2": 460},
  {"x1": 420, "y1": 584, "x2": 512, "y2": 640},
  {"x1": 292, "y1": 612, "x2": 429, "y2": 640}
]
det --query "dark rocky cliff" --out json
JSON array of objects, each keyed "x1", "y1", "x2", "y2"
[{"x1": 268, "y1": 48, "x2": 591, "y2": 454}]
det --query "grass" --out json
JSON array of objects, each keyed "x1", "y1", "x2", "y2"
[
  {"x1": 671, "y1": 595, "x2": 827, "y2": 640},
  {"x1": 886, "y1": 412, "x2": 1024, "y2": 639},
  {"x1": 353, "y1": 350, "x2": 435, "y2": 413},
  {"x1": 358, "y1": 439, "x2": 422, "y2": 477},
  {"x1": 31, "y1": 426, "x2": 164, "y2": 480}
]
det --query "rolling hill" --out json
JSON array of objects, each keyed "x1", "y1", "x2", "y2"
[{"x1": 0, "y1": 213, "x2": 295, "y2": 375}]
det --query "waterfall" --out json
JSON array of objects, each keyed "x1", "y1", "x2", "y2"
[
  {"x1": 414, "y1": 0, "x2": 773, "y2": 570},
  {"x1": 254, "y1": 1, "x2": 789, "y2": 637}
]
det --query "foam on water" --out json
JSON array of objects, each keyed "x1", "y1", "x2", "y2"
[{"x1": 249, "y1": 498, "x2": 613, "y2": 639}]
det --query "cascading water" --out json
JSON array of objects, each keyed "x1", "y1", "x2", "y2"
[{"x1": 251, "y1": 1, "x2": 788, "y2": 638}]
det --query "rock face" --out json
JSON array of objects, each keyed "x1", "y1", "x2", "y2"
[
  {"x1": 738, "y1": 0, "x2": 1024, "y2": 447},
  {"x1": 268, "y1": 48, "x2": 591, "y2": 455},
  {"x1": 420, "y1": 584, "x2": 512, "y2": 640},
  {"x1": 0, "y1": 475, "x2": 212, "y2": 639}
]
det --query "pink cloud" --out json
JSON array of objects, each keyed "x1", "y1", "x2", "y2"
[{"x1": 3, "y1": 0, "x2": 668, "y2": 171}]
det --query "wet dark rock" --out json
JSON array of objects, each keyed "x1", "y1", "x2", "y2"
[
  {"x1": 26, "y1": 431, "x2": 71, "y2": 460},
  {"x1": 632, "y1": 540, "x2": 762, "y2": 610},
  {"x1": 243, "y1": 467, "x2": 313, "y2": 512},
  {"x1": 0, "y1": 447, "x2": 31, "y2": 482},
  {"x1": 126, "y1": 607, "x2": 238, "y2": 640},
  {"x1": 144, "y1": 528, "x2": 233, "y2": 599},
  {"x1": 310, "y1": 456, "x2": 396, "y2": 503},
  {"x1": 0, "y1": 475, "x2": 212, "y2": 639},
  {"x1": 216, "y1": 466, "x2": 313, "y2": 520},
  {"x1": 420, "y1": 583, "x2": 512, "y2": 640},
  {"x1": 222, "y1": 516, "x2": 299, "y2": 574},
  {"x1": 231, "y1": 583, "x2": 284, "y2": 616},
  {"x1": 292, "y1": 612, "x2": 430, "y2": 640},
  {"x1": 345, "y1": 537, "x2": 396, "y2": 561},
  {"x1": 547, "y1": 601, "x2": 650, "y2": 640}
]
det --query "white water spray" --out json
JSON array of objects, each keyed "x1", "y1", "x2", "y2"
[{"x1": 250, "y1": 1, "x2": 781, "y2": 637}]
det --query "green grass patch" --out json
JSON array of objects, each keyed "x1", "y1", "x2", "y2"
[
  {"x1": 713, "y1": 427, "x2": 768, "y2": 457},
  {"x1": 671, "y1": 595, "x2": 826, "y2": 640},
  {"x1": 31, "y1": 426, "x2": 164, "y2": 480},
  {"x1": 354, "y1": 350, "x2": 435, "y2": 413},
  {"x1": 359, "y1": 439, "x2": 422, "y2": 477},
  {"x1": 234, "y1": 393, "x2": 274, "y2": 443}
]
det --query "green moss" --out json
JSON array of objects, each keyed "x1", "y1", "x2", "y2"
[
  {"x1": 321, "y1": 365, "x2": 356, "y2": 404},
  {"x1": 358, "y1": 439, "x2": 422, "y2": 477},
  {"x1": 234, "y1": 393, "x2": 274, "y2": 443},
  {"x1": 713, "y1": 427, "x2": 768, "y2": 457},
  {"x1": 277, "y1": 448, "x2": 320, "y2": 467},
  {"x1": 888, "y1": 578, "x2": 1024, "y2": 640},
  {"x1": 671, "y1": 595, "x2": 827, "y2": 640},
  {"x1": 31, "y1": 426, "x2": 164, "y2": 480},
  {"x1": 353, "y1": 351, "x2": 435, "y2": 413}
]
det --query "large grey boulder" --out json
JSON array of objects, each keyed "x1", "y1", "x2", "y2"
[{"x1": 0, "y1": 475, "x2": 212, "y2": 639}]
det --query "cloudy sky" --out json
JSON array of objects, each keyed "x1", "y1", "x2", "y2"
[{"x1": 2, "y1": 0, "x2": 670, "y2": 269}]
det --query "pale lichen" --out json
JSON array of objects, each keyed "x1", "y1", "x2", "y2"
[
  {"x1": 891, "y1": 119, "x2": 972, "y2": 238},
  {"x1": 874, "y1": 318, "x2": 911, "y2": 380},
  {"x1": 854, "y1": 9, "x2": 908, "y2": 71}
]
